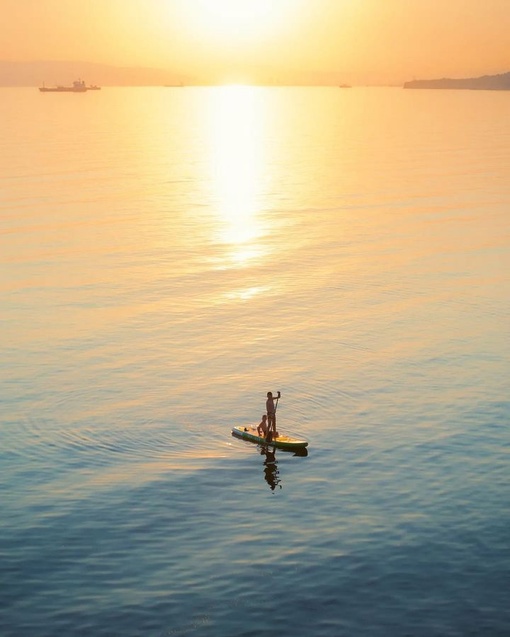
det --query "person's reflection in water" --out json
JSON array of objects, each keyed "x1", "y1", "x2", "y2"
[{"x1": 260, "y1": 446, "x2": 281, "y2": 491}]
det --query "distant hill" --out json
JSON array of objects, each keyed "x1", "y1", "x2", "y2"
[
  {"x1": 404, "y1": 71, "x2": 510, "y2": 90},
  {"x1": 0, "y1": 60, "x2": 191, "y2": 87},
  {"x1": 0, "y1": 60, "x2": 359, "y2": 87}
]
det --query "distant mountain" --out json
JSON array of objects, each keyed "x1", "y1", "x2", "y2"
[
  {"x1": 0, "y1": 59, "x2": 380, "y2": 87},
  {"x1": 0, "y1": 60, "x2": 192, "y2": 87},
  {"x1": 404, "y1": 71, "x2": 510, "y2": 90}
]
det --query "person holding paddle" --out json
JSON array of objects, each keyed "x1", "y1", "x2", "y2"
[{"x1": 265, "y1": 391, "x2": 280, "y2": 441}]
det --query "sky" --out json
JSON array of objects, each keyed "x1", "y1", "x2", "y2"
[{"x1": 1, "y1": 0, "x2": 509, "y2": 84}]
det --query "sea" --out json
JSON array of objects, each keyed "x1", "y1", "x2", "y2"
[{"x1": 1, "y1": 86, "x2": 509, "y2": 636}]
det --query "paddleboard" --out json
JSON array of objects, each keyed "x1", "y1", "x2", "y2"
[{"x1": 232, "y1": 426, "x2": 308, "y2": 450}]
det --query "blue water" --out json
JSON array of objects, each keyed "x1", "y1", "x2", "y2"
[{"x1": 1, "y1": 87, "x2": 509, "y2": 636}]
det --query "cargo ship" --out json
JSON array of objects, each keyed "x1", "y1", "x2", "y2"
[{"x1": 39, "y1": 80, "x2": 100, "y2": 93}]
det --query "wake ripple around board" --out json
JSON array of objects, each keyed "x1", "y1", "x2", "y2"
[
  {"x1": 2, "y1": 377, "x2": 358, "y2": 469},
  {"x1": 276, "y1": 377, "x2": 361, "y2": 433},
  {"x1": 3, "y1": 416, "x2": 231, "y2": 469}
]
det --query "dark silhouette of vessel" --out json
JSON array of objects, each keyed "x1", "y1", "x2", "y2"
[{"x1": 39, "y1": 80, "x2": 101, "y2": 92}]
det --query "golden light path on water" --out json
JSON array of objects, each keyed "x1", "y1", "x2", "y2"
[{"x1": 206, "y1": 86, "x2": 269, "y2": 274}]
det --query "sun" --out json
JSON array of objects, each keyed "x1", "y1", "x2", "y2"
[
  {"x1": 198, "y1": 0, "x2": 272, "y2": 34},
  {"x1": 179, "y1": 0, "x2": 291, "y2": 43}
]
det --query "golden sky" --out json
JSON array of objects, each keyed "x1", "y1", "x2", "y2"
[{"x1": 2, "y1": 0, "x2": 509, "y2": 84}]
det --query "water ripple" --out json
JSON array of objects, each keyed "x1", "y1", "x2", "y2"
[{"x1": 2, "y1": 416, "x2": 231, "y2": 469}]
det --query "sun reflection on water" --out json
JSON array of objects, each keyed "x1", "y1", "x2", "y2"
[
  {"x1": 207, "y1": 85, "x2": 268, "y2": 268},
  {"x1": 225, "y1": 285, "x2": 270, "y2": 302}
]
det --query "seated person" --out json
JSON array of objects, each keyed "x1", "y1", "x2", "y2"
[{"x1": 257, "y1": 414, "x2": 268, "y2": 437}]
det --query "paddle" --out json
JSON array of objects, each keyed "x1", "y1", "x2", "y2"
[{"x1": 274, "y1": 390, "x2": 280, "y2": 417}]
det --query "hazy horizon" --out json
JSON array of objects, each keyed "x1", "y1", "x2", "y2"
[
  {"x1": 1, "y1": 0, "x2": 510, "y2": 86},
  {"x1": 2, "y1": 59, "x2": 510, "y2": 89}
]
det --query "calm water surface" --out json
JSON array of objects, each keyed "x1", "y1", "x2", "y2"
[{"x1": 1, "y1": 87, "x2": 509, "y2": 636}]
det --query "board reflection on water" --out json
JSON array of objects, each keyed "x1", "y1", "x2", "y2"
[
  {"x1": 260, "y1": 445, "x2": 309, "y2": 491},
  {"x1": 231, "y1": 433, "x2": 309, "y2": 491}
]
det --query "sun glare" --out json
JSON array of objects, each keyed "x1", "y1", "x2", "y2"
[{"x1": 180, "y1": 0, "x2": 291, "y2": 43}]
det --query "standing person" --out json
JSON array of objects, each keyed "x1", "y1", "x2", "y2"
[{"x1": 265, "y1": 391, "x2": 281, "y2": 441}]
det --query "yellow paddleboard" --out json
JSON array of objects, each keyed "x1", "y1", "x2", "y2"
[{"x1": 232, "y1": 426, "x2": 308, "y2": 450}]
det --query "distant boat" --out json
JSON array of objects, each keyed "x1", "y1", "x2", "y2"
[
  {"x1": 39, "y1": 80, "x2": 100, "y2": 93},
  {"x1": 339, "y1": 83, "x2": 352, "y2": 88}
]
